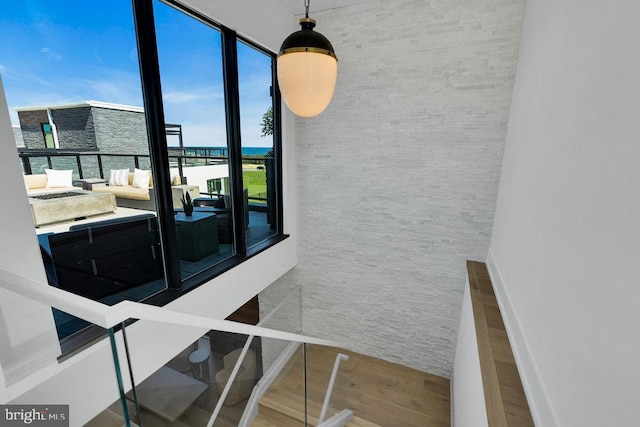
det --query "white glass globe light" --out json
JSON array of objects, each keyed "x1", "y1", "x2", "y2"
[
  {"x1": 277, "y1": 18, "x2": 338, "y2": 118},
  {"x1": 277, "y1": 52, "x2": 337, "y2": 117}
]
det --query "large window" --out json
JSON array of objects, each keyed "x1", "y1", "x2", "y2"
[
  {"x1": 153, "y1": 0, "x2": 235, "y2": 279},
  {"x1": 1, "y1": 0, "x2": 283, "y2": 349},
  {"x1": 238, "y1": 41, "x2": 280, "y2": 248}
]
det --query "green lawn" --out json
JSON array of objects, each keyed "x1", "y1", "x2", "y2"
[{"x1": 243, "y1": 170, "x2": 267, "y2": 203}]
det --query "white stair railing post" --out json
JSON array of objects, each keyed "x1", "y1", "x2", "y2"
[
  {"x1": 317, "y1": 409, "x2": 354, "y2": 427},
  {"x1": 317, "y1": 353, "x2": 349, "y2": 424},
  {"x1": 207, "y1": 290, "x2": 301, "y2": 427}
]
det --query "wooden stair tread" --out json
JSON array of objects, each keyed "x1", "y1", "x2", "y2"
[
  {"x1": 251, "y1": 413, "x2": 290, "y2": 427},
  {"x1": 346, "y1": 415, "x2": 383, "y2": 426},
  {"x1": 259, "y1": 388, "x2": 322, "y2": 423},
  {"x1": 258, "y1": 345, "x2": 450, "y2": 426}
]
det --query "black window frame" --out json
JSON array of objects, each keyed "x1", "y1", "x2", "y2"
[{"x1": 58, "y1": 0, "x2": 285, "y2": 354}]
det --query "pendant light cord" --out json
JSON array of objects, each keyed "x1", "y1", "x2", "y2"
[{"x1": 305, "y1": 0, "x2": 310, "y2": 18}]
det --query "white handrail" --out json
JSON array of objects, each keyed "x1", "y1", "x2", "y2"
[
  {"x1": 207, "y1": 289, "x2": 301, "y2": 426},
  {"x1": 238, "y1": 341, "x2": 300, "y2": 427},
  {"x1": 317, "y1": 353, "x2": 349, "y2": 424},
  {"x1": 0, "y1": 269, "x2": 338, "y2": 348}
]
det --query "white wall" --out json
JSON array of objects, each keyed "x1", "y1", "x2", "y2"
[
  {"x1": 271, "y1": 0, "x2": 525, "y2": 377},
  {"x1": 0, "y1": 77, "x2": 61, "y2": 388},
  {"x1": 0, "y1": 2, "x2": 299, "y2": 424},
  {"x1": 488, "y1": 0, "x2": 640, "y2": 425},
  {"x1": 184, "y1": 0, "x2": 293, "y2": 52},
  {"x1": 181, "y1": 164, "x2": 229, "y2": 194},
  {"x1": 451, "y1": 279, "x2": 487, "y2": 427}
]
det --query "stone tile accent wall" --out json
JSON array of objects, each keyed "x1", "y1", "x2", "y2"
[
  {"x1": 265, "y1": 0, "x2": 524, "y2": 377},
  {"x1": 52, "y1": 107, "x2": 97, "y2": 150},
  {"x1": 18, "y1": 110, "x2": 50, "y2": 149},
  {"x1": 13, "y1": 126, "x2": 23, "y2": 147},
  {"x1": 92, "y1": 107, "x2": 150, "y2": 155}
]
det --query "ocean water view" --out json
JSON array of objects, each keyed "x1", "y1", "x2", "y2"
[
  {"x1": 240, "y1": 146, "x2": 272, "y2": 156},
  {"x1": 177, "y1": 146, "x2": 272, "y2": 157}
]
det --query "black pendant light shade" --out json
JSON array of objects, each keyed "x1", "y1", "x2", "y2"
[{"x1": 277, "y1": 11, "x2": 338, "y2": 117}]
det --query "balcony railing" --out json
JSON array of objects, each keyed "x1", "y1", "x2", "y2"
[{"x1": 17, "y1": 148, "x2": 271, "y2": 202}]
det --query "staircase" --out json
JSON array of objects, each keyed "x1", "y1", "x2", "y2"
[{"x1": 251, "y1": 345, "x2": 450, "y2": 426}]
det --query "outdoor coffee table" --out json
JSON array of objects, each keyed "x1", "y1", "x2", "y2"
[
  {"x1": 28, "y1": 190, "x2": 116, "y2": 227},
  {"x1": 174, "y1": 211, "x2": 219, "y2": 261}
]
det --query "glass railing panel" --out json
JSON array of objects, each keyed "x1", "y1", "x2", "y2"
[
  {"x1": 56, "y1": 320, "x2": 139, "y2": 426},
  {"x1": 302, "y1": 344, "x2": 352, "y2": 426},
  {"x1": 103, "y1": 287, "x2": 307, "y2": 426},
  {"x1": 258, "y1": 285, "x2": 302, "y2": 335},
  {"x1": 100, "y1": 155, "x2": 138, "y2": 176},
  {"x1": 129, "y1": 331, "x2": 212, "y2": 426},
  {"x1": 85, "y1": 399, "x2": 138, "y2": 427},
  {"x1": 318, "y1": 349, "x2": 350, "y2": 426},
  {"x1": 85, "y1": 320, "x2": 213, "y2": 427},
  {"x1": 217, "y1": 286, "x2": 305, "y2": 426},
  {"x1": 26, "y1": 157, "x2": 49, "y2": 175},
  {"x1": 212, "y1": 286, "x2": 305, "y2": 425},
  {"x1": 303, "y1": 343, "x2": 330, "y2": 425},
  {"x1": 79, "y1": 155, "x2": 101, "y2": 179},
  {"x1": 50, "y1": 156, "x2": 80, "y2": 178},
  {"x1": 0, "y1": 267, "x2": 343, "y2": 427},
  {"x1": 221, "y1": 336, "x2": 305, "y2": 426},
  {"x1": 104, "y1": 323, "x2": 306, "y2": 427},
  {"x1": 212, "y1": 332, "x2": 264, "y2": 426}
]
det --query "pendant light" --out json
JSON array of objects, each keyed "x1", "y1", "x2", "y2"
[{"x1": 277, "y1": 0, "x2": 338, "y2": 118}]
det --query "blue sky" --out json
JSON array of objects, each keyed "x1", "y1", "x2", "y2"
[{"x1": 0, "y1": 0, "x2": 274, "y2": 147}]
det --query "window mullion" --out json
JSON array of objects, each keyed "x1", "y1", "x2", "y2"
[
  {"x1": 271, "y1": 57, "x2": 284, "y2": 234},
  {"x1": 221, "y1": 28, "x2": 247, "y2": 255},
  {"x1": 132, "y1": 0, "x2": 181, "y2": 289}
]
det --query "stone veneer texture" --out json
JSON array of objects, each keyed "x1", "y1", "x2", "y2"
[
  {"x1": 52, "y1": 107, "x2": 97, "y2": 150},
  {"x1": 18, "y1": 110, "x2": 52, "y2": 149},
  {"x1": 264, "y1": 0, "x2": 525, "y2": 377},
  {"x1": 92, "y1": 107, "x2": 150, "y2": 155}
]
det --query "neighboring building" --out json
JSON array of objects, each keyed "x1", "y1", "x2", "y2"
[
  {"x1": 15, "y1": 101, "x2": 149, "y2": 155},
  {"x1": 12, "y1": 125, "x2": 23, "y2": 147}
]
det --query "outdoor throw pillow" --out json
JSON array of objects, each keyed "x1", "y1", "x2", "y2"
[
  {"x1": 45, "y1": 169, "x2": 73, "y2": 188},
  {"x1": 169, "y1": 168, "x2": 182, "y2": 186},
  {"x1": 132, "y1": 168, "x2": 151, "y2": 189},
  {"x1": 109, "y1": 168, "x2": 129, "y2": 186}
]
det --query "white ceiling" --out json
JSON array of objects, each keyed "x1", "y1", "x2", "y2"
[{"x1": 274, "y1": 0, "x2": 365, "y2": 15}]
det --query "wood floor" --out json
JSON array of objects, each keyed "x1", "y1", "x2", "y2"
[{"x1": 253, "y1": 345, "x2": 451, "y2": 426}]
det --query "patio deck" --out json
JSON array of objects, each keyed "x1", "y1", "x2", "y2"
[{"x1": 37, "y1": 205, "x2": 276, "y2": 340}]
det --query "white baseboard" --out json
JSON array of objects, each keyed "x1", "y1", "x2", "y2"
[{"x1": 486, "y1": 249, "x2": 559, "y2": 427}]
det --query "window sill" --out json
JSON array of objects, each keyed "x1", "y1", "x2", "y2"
[{"x1": 57, "y1": 233, "x2": 289, "y2": 359}]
